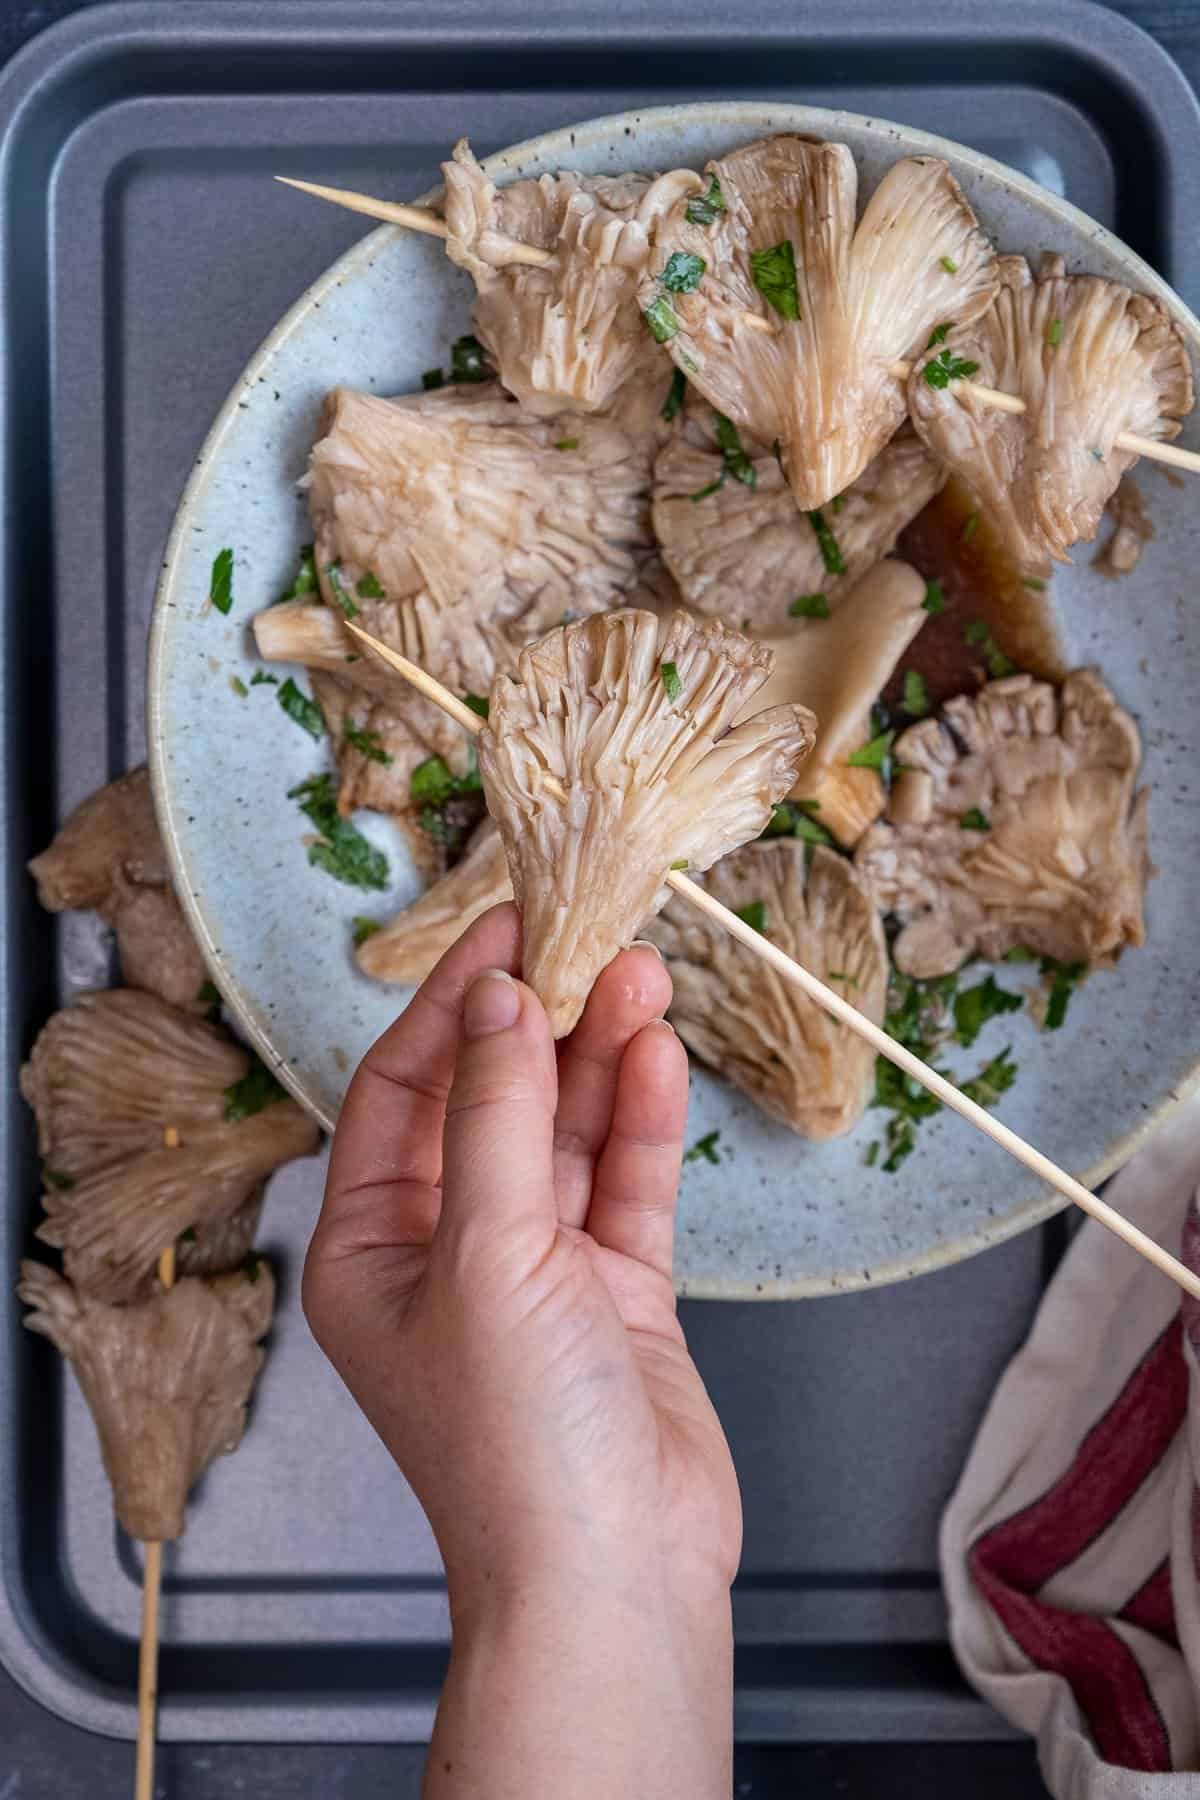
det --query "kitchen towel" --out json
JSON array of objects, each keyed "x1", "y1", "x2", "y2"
[{"x1": 941, "y1": 1094, "x2": 1200, "y2": 1797}]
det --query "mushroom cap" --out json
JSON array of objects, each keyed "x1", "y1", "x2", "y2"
[
  {"x1": 648, "y1": 842, "x2": 887, "y2": 1137},
  {"x1": 478, "y1": 608, "x2": 816, "y2": 1036},
  {"x1": 356, "y1": 821, "x2": 512, "y2": 987},
  {"x1": 653, "y1": 411, "x2": 945, "y2": 631},
  {"x1": 855, "y1": 669, "x2": 1149, "y2": 977},
  {"x1": 19, "y1": 1259, "x2": 274, "y2": 1541},
  {"x1": 442, "y1": 139, "x2": 700, "y2": 414},
  {"x1": 908, "y1": 253, "x2": 1194, "y2": 575},
  {"x1": 23, "y1": 990, "x2": 319, "y2": 1300},
  {"x1": 638, "y1": 135, "x2": 997, "y2": 509}
]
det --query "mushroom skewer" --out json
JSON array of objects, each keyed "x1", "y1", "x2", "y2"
[
  {"x1": 279, "y1": 176, "x2": 1200, "y2": 479},
  {"x1": 134, "y1": 1242, "x2": 175, "y2": 1800},
  {"x1": 344, "y1": 615, "x2": 1200, "y2": 1305}
]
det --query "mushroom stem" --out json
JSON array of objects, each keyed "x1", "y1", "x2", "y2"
[
  {"x1": 135, "y1": 1241, "x2": 175, "y2": 1800},
  {"x1": 346, "y1": 614, "x2": 1200, "y2": 1303}
]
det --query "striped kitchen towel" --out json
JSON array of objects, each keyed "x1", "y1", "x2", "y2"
[{"x1": 941, "y1": 1095, "x2": 1200, "y2": 1798}]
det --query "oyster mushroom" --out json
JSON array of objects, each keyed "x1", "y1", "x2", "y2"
[
  {"x1": 28, "y1": 767, "x2": 206, "y2": 1010},
  {"x1": 18, "y1": 1258, "x2": 274, "y2": 1541},
  {"x1": 855, "y1": 670, "x2": 1149, "y2": 978},
  {"x1": 908, "y1": 254, "x2": 1193, "y2": 575},
  {"x1": 653, "y1": 410, "x2": 944, "y2": 630},
  {"x1": 175, "y1": 1189, "x2": 265, "y2": 1279},
  {"x1": 442, "y1": 140, "x2": 702, "y2": 414},
  {"x1": 477, "y1": 608, "x2": 816, "y2": 1036},
  {"x1": 24, "y1": 990, "x2": 319, "y2": 1301},
  {"x1": 647, "y1": 842, "x2": 886, "y2": 1137},
  {"x1": 356, "y1": 821, "x2": 512, "y2": 987},
  {"x1": 638, "y1": 135, "x2": 997, "y2": 509}
]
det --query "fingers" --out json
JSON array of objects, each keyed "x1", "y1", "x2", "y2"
[
  {"x1": 553, "y1": 944, "x2": 673, "y2": 1228},
  {"x1": 323, "y1": 904, "x2": 522, "y2": 1224},
  {"x1": 584, "y1": 1019, "x2": 690, "y2": 1280},
  {"x1": 436, "y1": 969, "x2": 560, "y2": 1254}
]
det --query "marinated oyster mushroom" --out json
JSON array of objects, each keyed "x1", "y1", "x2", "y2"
[
  {"x1": 18, "y1": 1259, "x2": 273, "y2": 1541},
  {"x1": 855, "y1": 670, "x2": 1148, "y2": 978},
  {"x1": 442, "y1": 140, "x2": 702, "y2": 414},
  {"x1": 24, "y1": 990, "x2": 319, "y2": 1301},
  {"x1": 29, "y1": 768, "x2": 206, "y2": 1010},
  {"x1": 638, "y1": 135, "x2": 997, "y2": 509},
  {"x1": 653, "y1": 410, "x2": 944, "y2": 630},
  {"x1": 741, "y1": 559, "x2": 929, "y2": 846},
  {"x1": 647, "y1": 842, "x2": 886, "y2": 1137},
  {"x1": 908, "y1": 254, "x2": 1192, "y2": 575},
  {"x1": 357, "y1": 821, "x2": 512, "y2": 987},
  {"x1": 174, "y1": 1188, "x2": 265, "y2": 1279},
  {"x1": 478, "y1": 608, "x2": 816, "y2": 1036}
]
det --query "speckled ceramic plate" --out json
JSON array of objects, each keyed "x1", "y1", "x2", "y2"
[{"x1": 149, "y1": 101, "x2": 1200, "y2": 1299}]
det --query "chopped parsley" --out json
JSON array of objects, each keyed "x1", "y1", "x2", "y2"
[
  {"x1": 922, "y1": 581, "x2": 947, "y2": 615},
  {"x1": 1003, "y1": 946, "x2": 1037, "y2": 963},
  {"x1": 689, "y1": 475, "x2": 724, "y2": 503},
  {"x1": 960, "y1": 807, "x2": 990, "y2": 831},
  {"x1": 750, "y1": 239, "x2": 800, "y2": 321},
  {"x1": 1043, "y1": 958, "x2": 1086, "y2": 1030},
  {"x1": 923, "y1": 348, "x2": 980, "y2": 389},
  {"x1": 208, "y1": 547, "x2": 234, "y2": 616},
  {"x1": 344, "y1": 723, "x2": 394, "y2": 765},
  {"x1": 734, "y1": 900, "x2": 768, "y2": 934},
  {"x1": 661, "y1": 250, "x2": 706, "y2": 293},
  {"x1": 873, "y1": 1056, "x2": 942, "y2": 1172},
  {"x1": 464, "y1": 692, "x2": 490, "y2": 720},
  {"x1": 686, "y1": 176, "x2": 726, "y2": 226},
  {"x1": 712, "y1": 412, "x2": 757, "y2": 488},
  {"x1": 901, "y1": 670, "x2": 930, "y2": 718},
  {"x1": 847, "y1": 728, "x2": 894, "y2": 771},
  {"x1": 42, "y1": 1168, "x2": 75, "y2": 1192},
  {"x1": 223, "y1": 1056, "x2": 289, "y2": 1123},
  {"x1": 883, "y1": 970, "x2": 958, "y2": 1060},
  {"x1": 643, "y1": 296, "x2": 679, "y2": 343},
  {"x1": 277, "y1": 677, "x2": 325, "y2": 739},
  {"x1": 959, "y1": 1047, "x2": 1019, "y2": 1108},
  {"x1": 289, "y1": 772, "x2": 390, "y2": 890},
  {"x1": 953, "y1": 974, "x2": 1023, "y2": 1049},
  {"x1": 1023, "y1": 577, "x2": 1047, "y2": 592},
  {"x1": 669, "y1": 859, "x2": 690, "y2": 871},
  {"x1": 554, "y1": 437, "x2": 580, "y2": 451},
  {"x1": 230, "y1": 676, "x2": 248, "y2": 698},
  {"x1": 355, "y1": 571, "x2": 386, "y2": 599},
  {"x1": 276, "y1": 544, "x2": 317, "y2": 604},
  {"x1": 243, "y1": 1253, "x2": 262, "y2": 1284},
  {"x1": 325, "y1": 562, "x2": 359, "y2": 620},
  {"x1": 685, "y1": 1129, "x2": 723, "y2": 1165},
  {"x1": 864, "y1": 1141, "x2": 880, "y2": 1168},
  {"x1": 960, "y1": 511, "x2": 981, "y2": 545},
  {"x1": 827, "y1": 970, "x2": 859, "y2": 988},
  {"x1": 250, "y1": 670, "x2": 277, "y2": 687},
  {"x1": 1047, "y1": 318, "x2": 1064, "y2": 348},
  {"x1": 831, "y1": 494, "x2": 846, "y2": 514},
  {"x1": 421, "y1": 368, "x2": 444, "y2": 391},
  {"x1": 660, "y1": 660, "x2": 683, "y2": 703},
  {"x1": 940, "y1": 254, "x2": 959, "y2": 274},
  {"x1": 196, "y1": 979, "x2": 220, "y2": 1006},
  {"x1": 177, "y1": 1226, "x2": 197, "y2": 1245},
  {"x1": 764, "y1": 800, "x2": 833, "y2": 848},
  {"x1": 926, "y1": 322, "x2": 953, "y2": 348},
  {"x1": 789, "y1": 593, "x2": 831, "y2": 620},
  {"x1": 410, "y1": 752, "x2": 482, "y2": 807},
  {"x1": 963, "y1": 619, "x2": 1016, "y2": 678},
  {"x1": 964, "y1": 618, "x2": 988, "y2": 646},
  {"x1": 450, "y1": 334, "x2": 492, "y2": 383},
  {"x1": 352, "y1": 916, "x2": 382, "y2": 947},
  {"x1": 661, "y1": 369, "x2": 687, "y2": 422},
  {"x1": 806, "y1": 508, "x2": 846, "y2": 576}
]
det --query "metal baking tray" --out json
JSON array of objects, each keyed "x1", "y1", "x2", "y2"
[{"x1": 2, "y1": 0, "x2": 1197, "y2": 1747}]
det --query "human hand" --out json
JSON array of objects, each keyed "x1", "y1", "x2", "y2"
[{"x1": 304, "y1": 903, "x2": 740, "y2": 1797}]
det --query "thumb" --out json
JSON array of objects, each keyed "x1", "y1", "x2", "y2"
[{"x1": 435, "y1": 969, "x2": 559, "y2": 1254}]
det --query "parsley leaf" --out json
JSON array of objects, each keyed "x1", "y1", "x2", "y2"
[
  {"x1": 1003, "y1": 946, "x2": 1037, "y2": 963},
  {"x1": 345, "y1": 723, "x2": 394, "y2": 765},
  {"x1": 1023, "y1": 577, "x2": 1047, "y2": 592},
  {"x1": 325, "y1": 562, "x2": 359, "y2": 620},
  {"x1": 1047, "y1": 318, "x2": 1064, "y2": 348},
  {"x1": 953, "y1": 974, "x2": 1023, "y2": 1049},
  {"x1": 209, "y1": 547, "x2": 234, "y2": 615},
  {"x1": 734, "y1": 900, "x2": 768, "y2": 934},
  {"x1": 410, "y1": 752, "x2": 482, "y2": 807},
  {"x1": 964, "y1": 618, "x2": 989, "y2": 646},
  {"x1": 939, "y1": 254, "x2": 959, "y2": 274},
  {"x1": 177, "y1": 1226, "x2": 197, "y2": 1245},
  {"x1": 43, "y1": 1168, "x2": 75, "y2": 1192},
  {"x1": 276, "y1": 544, "x2": 317, "y2": 605},
  {"x1": 352, "y1": 916, "x2": 381, "y2": 947},
  {"x1": 464, "y1": 693, "x2": 490, "y2": 720},
  {"x1": 806, "y1": 508, "x2": 846, "y2": 575},
  {"x1": 712, "y1": 412, "x2": 756, "y2": 489},
  {"x1": 450, "y1": 334, "x2": 492, "y2": 383},
  {"x1": 960, "y1": 511, "x2": 980, "y2": 545},
  {"x1": 923, "y1": 348, "x2": 980, "y2": 390},
  {"x1": 289, "y1": 773, "x2": 390, "y2": 891},
  {"x1": 789, "y1": 593, "x2": 831, "y2": 620},
  {"x1": 355, "y1": 571, "x2": 386, "y2": 599},
  {"x1": 686, "y1": 176, "x2": 726, "y2": 226},
  {"x1": 661, "y1": 368, "x2": 687, "y2": 422},
  {"x1": 685, "y1": 1129, "x2": 722, "y2": 1165},
  {"x1": 196, "y1": 980, "x2": 220, "y2": 1006},
  {"x1": 847, "y1": 729, "x2": 894, "y2": 770},
  {"x1": 661, "y1": 250, "x2": 706, "y2": 293},
  {"x1": 764, "y1": 801, "x2": 833, "y2": 848},
  {"x1": 223, "y1": 1056, "x2": 289, "y2": 1123},
  {"x1": 277, "y1": 677, "x2": 325, "y2": 739},
  {"x1": 864, "y1": 1141, "x2": 880, "y2": 1168},
  {"x1": 901, "y1": 670, "x2": 930, "y2": 718},
  {"x1": 660, "y1": 661, "x2": 683, "y2": 703},
  {"x1": 987, "y1": 645, "x2": 1016, "y2": 679},
  {"x1": 926, "y1": 322, "x2": 953, "y2": 348},
  {"x1": 250, "y1": 670, "x2": 277, "y2": 687},
  {"x1": 922, "y1": 581, "x2": 946, "y2": 615},
  {"x1": 1043, "y1": 958, "x2": 1086, "y2": 1030},
  {"x1": 554, "y1": 437, "x2": 580, "y2": 451},
  {"x1": 688, "y1": 474, "x2": 724, "y2": 503},
  {"x1": 960, "y1": 807, "x2": 990, "y2": 831},
  {"x1": 750, "y1": 239, "x2": 800, "y2": 320},
  {"x1": 230, "y1": 676, "x2": 248, "y2": 699},
  {"x1": 959, "y1": 1047, "x2": 1019, "y2": 1108},
  {"x1": 421, "y1": 368, "x2": 444, "y2": 391},
  {"x1": 643, "y1": 296, "x2": 679, "y2": 343}
]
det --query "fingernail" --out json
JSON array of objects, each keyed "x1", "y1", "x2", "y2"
[
  {"x1": 645, "y1": 1017, "x2": 677, "y2": 1037},
  {"x1": 630, "y1": 939, "x2": 664, "y2": 959},
  {"x1": 464, "y1": 969, "x2": 520, "y2": 1038}
]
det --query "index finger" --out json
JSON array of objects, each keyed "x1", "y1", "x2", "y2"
[{"x1": 325, "y1": 902, "x2": 522, "y2": 1210}]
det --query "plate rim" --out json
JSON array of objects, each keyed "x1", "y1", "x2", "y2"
[{"x1": 147, "y1": 97, "x2": 1200, "y2": 1299}]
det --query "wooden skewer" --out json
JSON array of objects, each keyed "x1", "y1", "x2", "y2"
[
  {"x1": 344, "y1": 616, "x2": 1200, "y2": 1304},
  {"x1": 135, "y1": 1242, "x2": 176, "y2": 1800},
  {"x1": 277, "y1": 175, "x2": 1200, "y2": 478}
]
